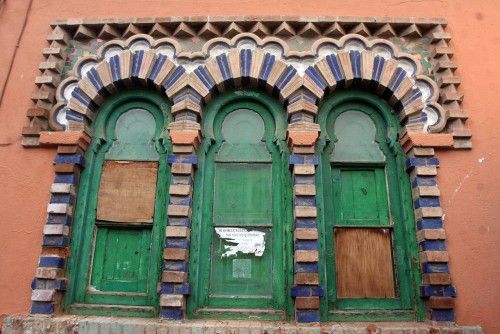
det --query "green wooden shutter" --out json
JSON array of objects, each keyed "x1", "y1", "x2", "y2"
[
  {"x1": 317, "y1": 92, "x2": 423, "y2": 321},
  {"x1": 66, "y1": 90, "x2": 171, "y2": 317},
  {"x1": 190, "y1": 94, "x2": 292, "y2": 320}
]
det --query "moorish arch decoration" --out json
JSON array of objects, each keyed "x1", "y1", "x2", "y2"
[{"x1": 25, "y1": 16, "x2": 464, "y2": 324}]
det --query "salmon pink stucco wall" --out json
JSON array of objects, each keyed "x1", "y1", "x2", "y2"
[{"x1": 0, "y1": 0, "x2": 499, "y2": 332}]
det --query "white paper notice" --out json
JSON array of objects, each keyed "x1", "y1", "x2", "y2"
[{"x1": 215, "y1": 227, "x2": 266, "y2": 257}]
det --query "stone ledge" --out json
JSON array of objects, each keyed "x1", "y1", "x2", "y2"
[{"x1": 2, "y1": 315, "x2": 484, "y2": 334}]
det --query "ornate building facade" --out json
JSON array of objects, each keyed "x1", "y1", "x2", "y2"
[{"x1": 0, "y1": 1, "x2": 498, "y2": 333}]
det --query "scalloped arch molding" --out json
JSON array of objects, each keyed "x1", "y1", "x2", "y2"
[{"x1": 51, "y1": 33, "x2": 446, "y2": 136}]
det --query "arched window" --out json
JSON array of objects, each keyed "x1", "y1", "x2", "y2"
[
  {"x1": 65, "y1": 89, "x2": 171, "y2": 317},
  {"x1": 317, "y1": 91, "x2": 423, "y2": 321},
  {"x1": 188, "y1": 91, "x2": 293, "y2": 320}
]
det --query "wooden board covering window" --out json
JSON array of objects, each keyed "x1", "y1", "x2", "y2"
[
  {"x1": 97, "y1": 161, "x2": 158, "y2": 223},
  {"x1": 334, "y1": 228, "x2": 396, "y2": 298}
]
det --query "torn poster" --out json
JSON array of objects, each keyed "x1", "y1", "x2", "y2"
[{"x1": 215, "y1": 227, "x2": 266, "y2": 257}]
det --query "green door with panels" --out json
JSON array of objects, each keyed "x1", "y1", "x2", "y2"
[
  {"x1": 189, "y1": 91, "x2": 293, "y2": 320},
  {"x1": 318, "y1": 91, "x2": 423, "y2": 321},
  {"x1": 66, "y1": 90, "x2": 171, "y2": 317}
]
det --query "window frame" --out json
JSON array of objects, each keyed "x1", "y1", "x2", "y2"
[
  {"x1": 64, "y1": 89, "x2": 172, "y2": 317},
  {"x1": 187, "y1": 90, "x2": 294, "y2": 320},
  {"x1": 316, "y1": 90, "x2": 425, "y2": 321}
]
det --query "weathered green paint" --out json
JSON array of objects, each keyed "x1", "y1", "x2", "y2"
[
  {"x1": 90, "y1": 226, "x2": 152, "y2": 293},
  {"x1": 65, "y1": 89, "x2": 172, "y2": 317},
  {"x1": 316, "y1": 90, "x2": 425, "y2": 321},
  {"x1": 188, "y1": 90, "x2": 293, "y2": 320}
]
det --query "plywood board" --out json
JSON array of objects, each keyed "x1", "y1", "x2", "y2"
[
  {"x1": 334, "y1": 228, "x2": 396, "y2": 298},
  {"x1": 97, "y1": 161, "x2": 158, "y2": 223}
]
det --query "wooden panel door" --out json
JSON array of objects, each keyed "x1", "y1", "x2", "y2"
[{"x1": 192, "y1": 98, "x2": 291, "y2": 320}]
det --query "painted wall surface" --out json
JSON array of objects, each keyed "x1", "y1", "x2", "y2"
[{"x1": 0, "y1": 0, "x2": 498, "y2": 332}]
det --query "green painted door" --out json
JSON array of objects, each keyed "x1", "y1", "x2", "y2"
[
  {"x1": 190, "y1": 93, "x2": 292, "y2": 320},
  {"x1": 65, "y1": 90, "x2": 171, "y2": 317},
  {"x1": 317, "y1": 91, "x2": 423, "y2": 321}
]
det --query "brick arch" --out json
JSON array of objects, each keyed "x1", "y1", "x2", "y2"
[
  {"x1": 304, "y1": 50, "x2": 429, "y2": 129},
  {"x1": 62, "y1": 50, "x2": 186, "y2": 130},
  {"x1": 171, "y1": 49, "x2": 303, "y2": 119}
]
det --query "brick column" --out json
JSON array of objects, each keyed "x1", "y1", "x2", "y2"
[
  {"x1": 30, "y1": 132, "x2": 90, "y2": 315},
  {"x1": 287, "y1": 109, "x2": 323, "y2": 323},
  {"x1": 405, "y1": 145, "x2": 457, "y2": 321},
  {"x1": 160, "y1": 110, "x2": 201, "y2": 319}
]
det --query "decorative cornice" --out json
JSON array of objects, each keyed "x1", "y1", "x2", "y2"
[{"x1": 22, "y1": 16, "x2": 470, "y2": 149}]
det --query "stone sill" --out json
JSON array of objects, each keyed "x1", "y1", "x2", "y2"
[{"x1": 2, "y1": 315, "x2": 484, "y2": 334}]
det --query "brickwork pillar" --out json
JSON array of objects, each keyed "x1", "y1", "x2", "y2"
[
  {"x1": 30, "y1": 131, "x2": 90, "y2": 315},
  {"x1": 405, "y1": 142, "x2": 457, "y2": 322},
  {"x1": 160, "y1": 106, "x2": 201, "y2": 319},
  {"x1": 287, "y1": 105, "x2": 323, "y2": 323}
]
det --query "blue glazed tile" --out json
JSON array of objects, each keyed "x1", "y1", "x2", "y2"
[
  {"x1": 148, "y1": 54, "x2": 168, "y2": 82},
  {"x1": 167, "y1": 154, "x2": 198, "y2": 165},
  {"x1": 54, "y1": 173, "x2": 78, "y2": 184},
  {"x1": 86, "y1": 68, "x2": 104, "y2": 91},
  {"x1": 50, "y1": 194, "x2": 74, "y2": 205},
  {"x1": 31, "y1": 278, "x2": 66, "y2": 290},
  {"x1": 372, "y1": 56, "x2": 385, "y2": 82},
  {"x1": 160, "y1": 283, "x2": 191, "y2": 295},
  {"x1": 295, "y1": 219, "x2": 317, "y2": 228},
  {"x1": 194, "y1": 66, "x2": 216, "y2": 90},
  {"x1": 422, "y1": 263, "x2": 449, "y2": 274},
  {"x1": 259, "y1": 53, "x2": 276, "y2": 81},
  {"x1": 71, "y1": 87, "x2": 92, "y2": 107},
  {"x1": 431, "y1": 309, "x2": 455, "y2": 321},
  {"x1": 31, "y1": 302, "x2": 55, "y2": 315},
  {"x1": 291, "y1": 285, "x2": 324, "y2": 297},
  {"x1": 349, "y1": 51, "x2": 362, "y2": 79},
  {"x1": 420, "y1": 240, "x2": 446, "y2": 251},
  {"x1": 164, "y1": 261, "x2": 188, "y2": 272},
  {"x1": 168, "y1": 218, "x2": 191, "y2": 227},
  {"x1": 295, "y1": 263, "x2": 319, "y2": 273},
  {"x1": 131, "y1": 50, "x2": 144, "y2": 77},
  {"x1": 109, "y1": 55, "x2": 121, "y2": 82},
  {"x1": 411, "y1": 177, "x2": 437, "y2": 188},
  {"x1": 295, "y1": 240, "x2": 319, "y2": 251},
  {"x1": 169, "y1": 195, "x2": 192, "y2": 206},
  {"x1": 326, "y1": 55, "x2": 344, "y2": 82},
  {"x1": 406, "y1": 157, "x2": 439, "y2": 169},
  {"x1": 39, "y1": 256, "x2": 65, "y2": 268},
  {"x1": 47, "y1": 214, "x2": 72, "y2": 225},
  {"x1": 417, "y1": 218, "x2": 443, "y2": 230},
  {"x1": 163, "y1": 66, "x2": 186, "y2": 90},
  {"x1": 165, "y1": 238, "x2": 190, "y2": 249},
  {"x1": 305, "y1": 67, "x2": 327, "y2": 90},
  {"x1": 403, "y1": 87, "x2": 423, "y2": 106},
  {"x1": 54, "y1": 154, "x2": 85, "y2": 166},
  {"x1": 174, "y1": 283, "x2": 191, "y2": 295},
  {"x1": 297, "y1": 310, "x2": 320, "y2": 323},
  {"x1": 216, "y1": 54, "x2": 232, "y2": 82},
  {"x1": 160, "y1": 307, "x2": 183, "y2": 320},
  {"x1": 414, "y1": 197, "x2": 441, "y2": 208},
  {"x1": 294, "y1": 196, "x2": 316, "y2": 207},
  {"x1": 289, "y1": 155, "x2": 320, "y2": 165},
  {"x1": 276, "y1": 65, "x2": 298, "y2": 90},
  {"x1": 407, "y1": 114, "x2": 427, "y2": 124},
  {"x1": 65, "y1": 110, "x2": 86, "y2": 122},
  {"x1": 240, "y1": 49, "x2": 252, "y2": 77},
  {"x1": 421, "y1": 285, "x2": 457, "y2": 297},
  {"x1": 43, "y1": 236, "x2": 69, "y2": 247},
  {"x1": 388, "y1": 67, "x2": 407, "y2": 92}
]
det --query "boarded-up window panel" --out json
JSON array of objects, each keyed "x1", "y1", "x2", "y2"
[
  {"x1": 334, "y1": 228, "x2": 396, "y2": 298},
  {"x1": 97, "y1": 161, "x2": 158, "y2": 223}
]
